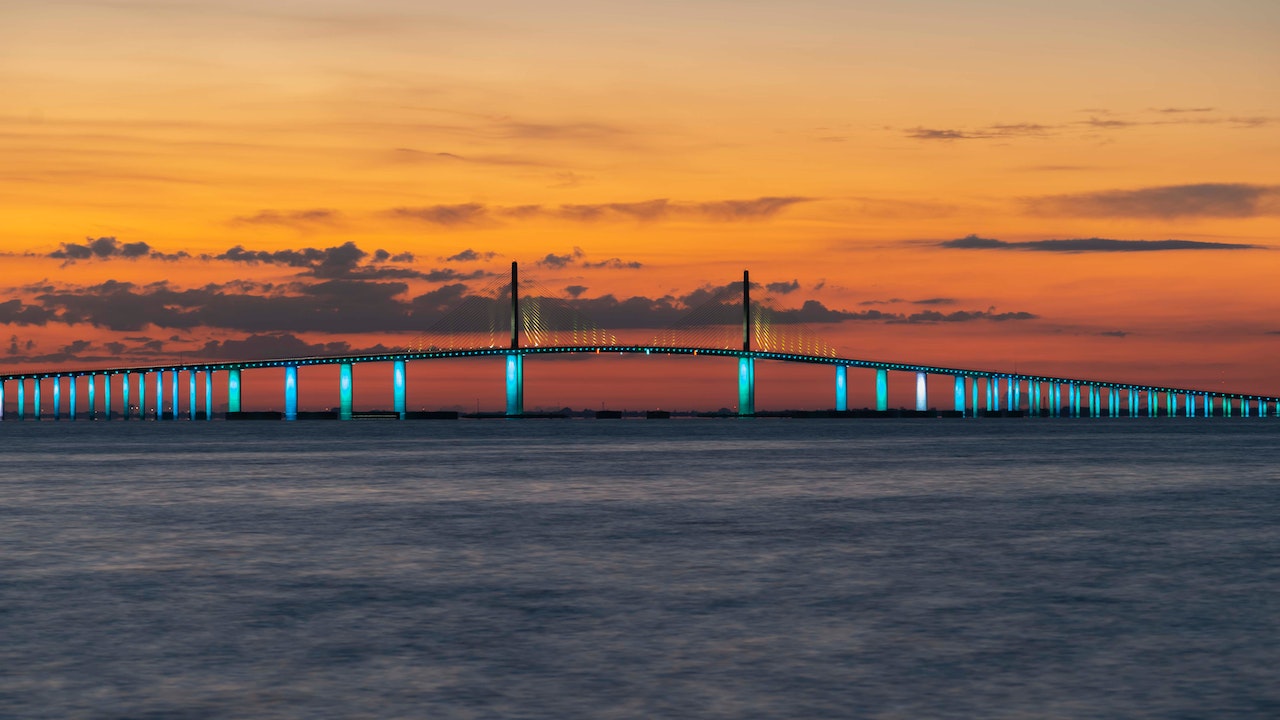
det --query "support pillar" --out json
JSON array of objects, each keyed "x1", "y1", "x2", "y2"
[
  {"x1": 88, "y1": 375, "x2": 96, "y2": 420},
  {"x1": 737, "y1": 356, "x2": 755, "y2": 416},
  {"x1": 227, "y1": 369, "x2": 241, "y2": 414},
  {"x1": 1032, "y1": 382, "x2": 1042, "y2": 416},
  {"x1": 171, "y1": 371, "x2": 179, "y2": 420},
  {"x1": 122, "y1": 373, "x2": 131, "y2": 420},
  {"x1": 1243, "y1": 398, "x2": 1250, "y2": 418},
  {"x1": 1185, "y1": 393, "x2": 1195, "y2": 418},
  {"x1": 204, "y1": 371, "x2": 212, "y2": 421},
  {"x1": 915, "y1": 372, "x2": 927, "y2": 412},
  {"x1": 506, "y1": 354, "x2": 524, "y2": 417},
  {"x1": 1, "y1": 380, "x2": 5, "y2": 421},
  {"x1": 1011, "y1": 379, "x2": 1020, "y2": 412},
  {"x1": 17, "y1": 379, "x2": 25, "y2": 420},
  {"x1": 835, "y1": 366, "x2": 847, "y2": 412},
  {"x1": 156, "y1": 371, "x2": 164, "y2": 420},
  {"x1": 970, "y1": 377, "x2": 980, "y2": 417},
  {"x1": 393, "y1": 360, "x2": 406, "y2": 419},
  {"x1": 1203, "y1": 394, "x2": 1211, "y2": 418},
  {"x1": 875, "y1": 369, "x2": 888, "y2": 411},
  {"x1": 1005, "y1": 377, "x2": 1014, "y2": 411},
  {"x1": 339, "y1": 363, "x2": 353, "y2": 421},
  {"x1": 33, "y1": 378, "x2": 41, "y2": 420},
  {"x1": 284, "y1": 365, "x2": 298, "y2": 421},
  {"x1": 53, "y1": 376, "x2": 61, "y2": 420},
  {"x1": 188, "y1": 370, "x2": 197, "y2": 421},
  {"x1": 986, "y1": 376, "x2": 996, "y2": 412},
  {"x1": 138, "y1": 372, "x2": 146, "y2": 420},
  {"x1": 1070, "y1": 383, "x2": 1080, "y2": 417},
  {"x1": 953, "y1": 375, "x2": 965, "y2": 414},
  {"x1": 104, "y1": 375, "x2": 112, "y2": 421}
]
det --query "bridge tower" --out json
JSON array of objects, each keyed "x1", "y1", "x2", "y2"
[
  {"x1": 506, "y1": 261, "x2": 524, "y2": 416},
  {"x1": 738, "y1": 270, "x2": 755, "y2": 417}
]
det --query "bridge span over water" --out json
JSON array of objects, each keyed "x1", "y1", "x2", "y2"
[{"x1": 2, "y1": 264, "x2": 1277, "y2": 421}]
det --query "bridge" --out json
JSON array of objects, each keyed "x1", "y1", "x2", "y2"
[{"x1": 1, "y1": 263, "x2": 1277, "y2": 421}]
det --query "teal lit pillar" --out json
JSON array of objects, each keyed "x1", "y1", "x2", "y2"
[
  {"x1": 394, "y1": 359, "x2": 406, "y2": 419},
  {"x1": 122, "y1": 373, "x2": 131, "y2": 420},
  {"x1": 284, "y1": 365, "x2": 298, "y2": 421},
  {"x1": 1128, "y1": 389, "x2": 1137, "y2": 417},
  {"x1": 103, "y1": 374, "x2": 112, "y2": 421},
  {"x1": 1011, "y1": 379, "x2": 1020, "y2": 412},
  {"x1": 137, "y1": 372, "x2": 146, "y2": 420},
  {"x1": 1032, "y1": 382, "x2": 1042, "y2": 416},
  {"x1": 204, "y1": 371, "x2": 212, "y2": 421},
  {"x1": 156, "y1": 371, "x2": 165, "y2": 419},
  {"x1": 875, "y1": 369, "x2": 888, "y2": 411},
  {"x1": 835, "y1": 365, "x2": 847, "y2": 411},
  {"x1": 52, "y1": 376, "x2": 61, "y2": 420},
  {"x1": 1147, "y1": 390, "x2": 1156, "y2": 418},
  {"x1": 737, "y1": 356, "x2": 755, "y2": 417},
  {"x1": 170, "y1": 370, "x2": 179, "y2": 420},
  {"x1": 17, "y1": 379, "x2": 25, "y2": 420},
  {"x1": 33, "y1": 378, "x2": 41, "y2": 420},
  {"x1": 188, "y1": 370, "x2": 197, "y2": 421},
  {"x1": 227, "y1": 369, "x2": 241, "y2": 414},
  {"x1": 986, "y1": 376, "x2": 997, "y2": 412},
  {"x1": 1070, "y1": 383, "x2": 1080, "y2": 417},
  {"x1": 1184, "y1": 393, "x2": 1195, "y2": 418},
  {"x1": 915, "y1": 372, "x2": 927, "y2": 412},
  {"x1": 339, "y1": 363, "x2": 353, "y2": 421},
  {"x1": 506, "y1": 353, "x2": 524, "y2": 416},
  {"x1": 1242, "y1": 398, "x2": 1250, "y2": 418},
  {"x1": 1166, "y1": 391, "x2": 1175, "y2": 417},
  {"x1": 953, "y1": 375, "x2": 965, "y2": 413},
  {"x1": 0, "y1": 380, "x2": 5, "y2": 421},
  {"x1": 1203, "y1": 394, "x2": 1211, "y2": 419},
  {"x1": 1090, "y1": 386, "x2": 1100, "y2": 418},
  {"x1": 87, "y1": 374, "x2": 96, "y2": 419},
  {"x1": 970, "y1": 377, "x2": 980, "y2": 417}
]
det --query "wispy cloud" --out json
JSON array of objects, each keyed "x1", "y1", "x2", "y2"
[
  {"x1": 1025, "y1": 183, "x2": 1280, "y2": 219},
  {"x1": 386, "y1": 196, "x2": 812, "y2": 226},
  {"x1": 229, "y1": 208, "x2": 342, "y2": 228},
  {"x1": 49, "y1": 237, "x2": 189, "y2": 263},
  {"x1": 938, "y1": 234, "x2": 1261, "y2": 252}
]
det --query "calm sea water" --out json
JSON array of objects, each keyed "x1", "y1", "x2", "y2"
[{"x1": 2, "y1": 418, "x2": 1278, "y2": 719}]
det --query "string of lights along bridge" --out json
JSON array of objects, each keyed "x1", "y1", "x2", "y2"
[{"x1": 1, "y1": 262, "x2": 1277, "y2": 422}]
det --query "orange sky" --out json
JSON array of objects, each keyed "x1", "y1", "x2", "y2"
[{"x1": 2, "y1": 0, "x2": 1279, "y2": 411}]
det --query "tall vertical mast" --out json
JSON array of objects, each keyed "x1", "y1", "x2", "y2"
[
  {"x1": 742, "y1": 269, "x2": 750, "y2": 352},
  {"x1": 510, "y1": 261, "x2": 519, "y2": 349}
]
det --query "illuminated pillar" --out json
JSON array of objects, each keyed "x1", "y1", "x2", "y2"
[
  {"x1": 835, "y1": 366, "x2": 847, "y2": 411},
  {"x1": 1011, "y1": 379, "x2": 1020, "y2": 412},
  {"x1": 1071, "y1": 383, "x2": 1080, "y2": 417},
  {"x1": 17, "y1": 379, "x2": 25, "y2": 420},
  {"x1": 1184, "y1": 393, "x2": 1194, "y2": 418},
  {"x1": 122, "y1": 373, "x2": 131, "y2": 420},
  {"x1": 1203, "y1": 394, "x2": 1211, "y2": 418},
  {"x1": 1128, "y1": 389, "x2": 1137, "y2": 417},
  {"x1": 0, "y1": 380, "x2": 5, "y2": 421},
  {"x1": 284, "y1": 365, "x2": 298, "y2": 421},
  {"x1": 970, "y1": 377, "x2": 980, "y2": 417},
  {"x1": 1089, "y1": 386, "x2": 1099, "y2": 418},
  {"x1": 204, "y1": 371, "x2": 212, "y2": 421},
  {"x1": 103, "y1": 375, "x2": 112, "y2": 421},
  {"x1": 506, "y1": 354, "x2": 524, "y2": 416},
  {"x1": 393, "y1": 359, "x2": 406, "y2": 419},
  {"x1": 171, "y1": 370, "x2": 179, "y2": 420},
  {"x1": 156, "y1": 371, "x2": 164, "y2": 420},
  {"x1": 87, "y1": 375, "x2": 96, "y2": 419},
  {"x1": 33, "y1": 378, "x2": 41, "y2": 420},
  {"x1": 915, "y1": 372, "x2": 927, "y2": 412},
  {"x1": 53, "y1": 376, "x2": 62, "y2": 420},
  {"x1": 986, "y1": 376, "x2": 996, "y2": 412},
  {"x1": 188, "y1": 370, "x2": 197, "y2": 421},
  {"x1": 1032, "y1": 382, "x2": 1042, "y2": 416},
  {"x1": 227, "y1": 369, "x2": 241, "y2": 413},
  {"x1": 1005, "y1": 377, "x2": 1013, "y2": 411},
  {"x1": 1243, "y1": 398, "x2": 1250, "y2": 418},
  {"x1": 339, "y1": 363, "x2": 353, "y2": 421},
  {"x1": 138, "y1": 372, "x2": 146, "y2": 420},
  {"x1": 953, "y1": 375, "x2": 965, "y2": 413},
  {"x1": 875, "y1": 369, "x2": 888, "y2": 411},
  {"x1": 737, "y1": 356, "x2": 755, "y2": 417}
]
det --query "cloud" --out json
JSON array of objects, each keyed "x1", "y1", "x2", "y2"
[
  {"x1": 1154, "y1": 107, "x2": 1214, "y2": 114},
  {"x1": 207, "y1": 241, "x2": 474, "y2": 281},
  {"x1": 199, "y1": 333, "x2": 394, "y2": 360},
  {"x1": 537, "y1": 248, "x2": 585, "y2": 268},
  {"x1": 1099, "y1": 330, "x2": 1129, "y2": 337},
  {"x1": 564, "y1": 285, "x2": 588, "y2": 298},
  {"x1": 765, "y1": 280, "x2": 800, "y2": 294},
  {"x1": 48, "y1": 236, "x2": 189, "y2": 263},
  {"x1": 388, "y1": 196, "x2": 812, "y2": 227},
  {"x1": 1026, "y1": 183, "x2": 1280, "y2": 218},
  {"x1": 229, "y1": 208, "x2": 342, "y2": 227},
  {"x1": 906, "y1": 124, "x2": 1054, "y2": 141},
  {"x1": 582, "y1": 258, "x2": 643, "y2": 269},
  {"x1": 443, "y1": 248, "x2": 497, "y2": 263},
  {"x1": 891, "y1": 309, "x2": 1038, "y2": 324},
  {"x1": 912, "y1": 298, "x2": 955, "y2": 305},
  {"x1": 938, "y1": 234, "x2": 1261, "y2": 252}
]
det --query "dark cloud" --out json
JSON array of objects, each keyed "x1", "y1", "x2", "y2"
[
  {"x1": 0, "y1": 299, "x2": 55, "y2": 325},
  {"x1": 1026, "y1": 183, "x2": 1280, "y2": 218},
  {"x1": 892, "y1": 309, "x2": 1038, "y2": 324},
  {"x1": 582, "y1": 258, "x2": 643, "y2": 269},
  {"x1": 765, "y1": 280, "x2": 801, "y2": 294},
  {"x1": 389, "y1": 197, "x2": 812, "y2": 226},
  {"x1": 443, "y1": 248, "x2": 497, "y2": 263},
  {"x1": 564, "y1": 285, "x2": 588, "y2": 298},
  {"x1": 385, "y1": 203, "x2": 492, "y2": 227},
  {"x1": 538, "y1": 248, "x2": 585, "y2": 268},
  {"x1": 1154, "y1": 107, "x2": 1214, "y2": 114},
  {"x1": 208, "y1": 242, "x2": 463, "y2": 281},
  {"x1": 1099, "y1": 331, "x2": 1129, "y2": 337},
  {"x1": 939, "y1": 234, "x2": 1261, "y2": 252},
  {"x1": 49, "y1": 236, "x2": 188, "y2": 262},
  {"x1": 229, "y1": 208, "x2": 342, "y2": 227},
  {"x1": 199, "y1": 333, "x2": 393, "y2": 360},
  {"x1": 912, "y1": 298, "x2": 955, "y2": 305},
  {"x1": 906, "y1": 124, "x2": 1054, "y2": 141}
]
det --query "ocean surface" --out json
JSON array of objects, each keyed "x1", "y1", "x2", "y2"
[{"x1": 2, "y1": 418, "x2": 1278, "y2": 719}]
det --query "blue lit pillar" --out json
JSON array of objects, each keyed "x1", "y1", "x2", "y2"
[
  {"x1": 33, "y1": 378, "x2": 41, "y2": 420},
  {"x1": 53, "y1": 376, "x2": 62, "y2": 420},
  {"x1": 17, "y1": 379, "x2": 25, "y2": 420},
  {"x1": 835, "y1": 366, "x2": 848, "y2": 411},
  {"x1": 0, "y1": 380, "x2": 5, "y2": 421},
  {"x1": 737, "y1": 356, "x2": 755, "y2": 417},
  {"x1": 339, "y1": 363, "x2": 353, "y2": 421},
  {"x1": 985, "y1": 376, "x2": 996, "y2": 412},
  {"x1": 138, "y1": 372, "x2": 146, "y2": 420},
  {"x1": 284, "y1": 365, "x2": 298, "y2": 421},
  {"x1": 227, "y1": 369, "x2": 241, "y2": 414},
  {"x1": 156, "y1": 371, "x2": 165, "y2": 419},
  {"x1": 1221, "y1": 396, "x2": 1229, "y2": 418},
  {"x1": 188, "y1": 370, "x2": 197, "y2": 421},
  {"x1": 1005, "y1": 377, "x2": 1013, "y2": 411},
  {"x1": 970, "y1": 377, "x2": 980, "y2": 417},
  {"x1": 1011, "y1": 379, "x2": 1020, "y2": 412},
  {"x1": 1070, "y1": 383, "x2": 1080, "y2": 417},
  {"x1": 87, "y1": 374, "x2": 96, "y2": 419},
  {"x1": 953, "y1": 375, "x2": 965, "y2": 413},
  {"x1": 204, "y1": 371, "x2": 212, "y2": 421},
  {"x1": 1032, "y1": 382, "x2": 1042, "y2": 416},
  {"x1": 915, "y1": 372, "x2": 927, "y2": 411},
  {"x1": 506, "y1": 354, "x2": 524, "y2": 416},
  {"x1": 171, "y1": 370, "x2": 179, "y2": 420},
  {"x1": 394, "y1": 360, "x2": 406, "y2": 419},
  {"x1": 103, "y1": 375, "x2": 112, "y2": 421},
  {"x1": 122, "y1": 373, "x2": 131, "y2": 420},
  {"x1": 875, "y1": 369, "x2": 888, "y2": 411},
  {"x1": 1243, "y1": 398, "x2": 1250, "y2": 418},
  {"x1": 1203, "y1": 394, "x2": 1211, "y2": 418},
  {"x1": 1184, "y1": 393, "x2": 1194, "y2": 418}
]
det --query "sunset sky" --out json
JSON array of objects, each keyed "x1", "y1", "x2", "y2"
[{"x1": 3, "y1": 0, "x2": 1279, "y2": 411}]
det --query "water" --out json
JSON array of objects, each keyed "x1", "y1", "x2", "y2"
[{"x1": 2, "y1": 419, "x2": 1279, "y2": 719}]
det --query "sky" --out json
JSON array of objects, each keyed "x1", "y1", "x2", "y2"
[{"x1": 2, "y1": 0, "x2": 1279, "y2": 411}]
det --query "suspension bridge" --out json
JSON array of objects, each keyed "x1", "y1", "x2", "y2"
[{"x1": 1, "y1": 262, "x2": 1277, "y2": 421}]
